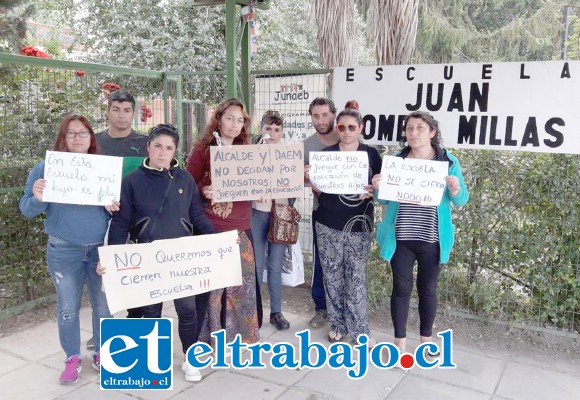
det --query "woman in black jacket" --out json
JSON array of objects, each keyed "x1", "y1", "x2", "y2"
[{"x1": 106, "y1": 124, "x2": 214, "y2": 383}]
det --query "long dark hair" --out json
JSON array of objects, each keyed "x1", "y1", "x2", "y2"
[
  {"x1": 195, "y1": 98, "x2": 251, "y2": 148},
  {"x1": 53, "y1": 114, "x2": 98, "y2": 154}
]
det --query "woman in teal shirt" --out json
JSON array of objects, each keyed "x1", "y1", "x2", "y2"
[{"x1": 372, "y1": 111, "x2": 469, "y2": 356}]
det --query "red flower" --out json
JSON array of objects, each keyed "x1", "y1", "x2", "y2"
[
  {"x1": 101, "y1": 82, "x2": 122, "y2": 96},
  {"x1": 74, "y1": 70, "x2": 86, "y2": 77},
  {"x1": 140, "y1": 103, "x2": 153, "y2": 122},
  {"x1": 20, "y1": 46, "x2": 51, "y2": 59},
  {"x1": 102, "y1": 82, "x2": 121, "y2": 91}
]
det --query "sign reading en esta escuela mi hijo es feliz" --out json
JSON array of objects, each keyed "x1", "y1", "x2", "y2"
[
  {"x1": 333, "y1": 61, "x2": 580, "y2": 154},
  {"x1": 210, "y1": 142, "x2": 304, "y2": 203},
  {"x1": 98, "y1": 231, "x2": 241, "y2": 314},
  {"x1": 308, "y1": 151, "x2": 369, "y2": 195},
  {"x1": 378, "y1": 157, "x2": 449, "y2": 206},
  {"x1": 41, "y1": 151, "x2": 123, "y2": 206}
]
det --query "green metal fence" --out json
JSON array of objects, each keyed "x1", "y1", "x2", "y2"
[{"x1": 1, "y1": 54, "x2": 578, "y2": 336}]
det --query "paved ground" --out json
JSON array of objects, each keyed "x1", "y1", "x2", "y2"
[{"x1": 0, "y1": 301, "x2": 578, "y2": 400}]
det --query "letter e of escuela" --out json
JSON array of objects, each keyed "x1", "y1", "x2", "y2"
[{"x1": 346, "y1": 68, "x2": 354, "y2": 82}]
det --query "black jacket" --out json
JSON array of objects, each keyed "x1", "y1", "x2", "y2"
[{"x1": 109, "y1": 159, "x2": 215, "y2": 245}]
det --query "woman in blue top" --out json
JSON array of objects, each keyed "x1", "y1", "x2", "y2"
[
  {"x1": 19, "y1": 114, "x2": 115, "y2": 385},
  {"x1": 372, "y1": 111, "x2": 469, "y2": 356}
]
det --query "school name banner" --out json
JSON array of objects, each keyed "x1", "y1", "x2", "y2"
[
  {"x1": 255, "y1": 74, "x2": 328, "y2": 142},
  {"x1": 309, "y1": 151, "x2": 369, "y2": 194},
  {"x1": 210, "y1": 143, "x2": 304, "y2": 202},
  {"x1": 98, "y1": 231, "x2": 242, "y2": 314},
  {"x1": 42, "y1": 151, "x2": 123, "y2": 205},
  {"x1": 333, "y1": 61, "x2": 580, "y2": 154},
  {"x1": 378, "y1": 157, "x2": 448, "y2": 206}
]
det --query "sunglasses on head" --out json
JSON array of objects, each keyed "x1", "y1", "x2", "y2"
[{"x1": 336, "y1": 123, "x2": 359, "y2": 133}]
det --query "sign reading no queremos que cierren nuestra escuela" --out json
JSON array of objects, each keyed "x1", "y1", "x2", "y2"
[
  {"x1": 333, "y1": 61, "x2": 580, "y2": 154},
  {"x1": 98, "y1": 231, "x2": 241, "y2": 314}
]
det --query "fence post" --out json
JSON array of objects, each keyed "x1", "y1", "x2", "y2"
[
  {"x1": 162, "y1": 71, "x2": 170, "y2": 123},
  {"x1": 226, "y1": 0, "x2": 237, "y2": 98},
  {"x1": 241, "y1": 17, "x2": 251, "y2": 115},
  {"x1": 176, "y1": 74, "x2": 184, "y2": 158}
]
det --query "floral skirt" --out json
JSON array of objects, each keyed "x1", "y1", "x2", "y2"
[{"x1": 199, "y1": 229, "x2": 260, "y2": 345}]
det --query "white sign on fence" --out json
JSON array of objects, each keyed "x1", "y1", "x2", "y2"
[
  {"x1": 333, "y1": 61, "x2": 580, "y2": 154},
  {"x1": 378, "y1": 156, "x2": 449, "y2": 206},
  {"x1": 309, "y1": 151, "x2": 369, "y2": 194},
  {"x1": 255, "y1": 74, "x2": 328, "y2": 142},
  {"x1": 41, "y1": 151, "x2": 123, "y2": 205},
  {"x1": 98, "y1": 231, "x2": 242, "y2": 314}
]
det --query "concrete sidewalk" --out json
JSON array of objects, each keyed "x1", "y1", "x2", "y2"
[{"x1": 0, "y1": 302, "x2": 578, "y2": 400}]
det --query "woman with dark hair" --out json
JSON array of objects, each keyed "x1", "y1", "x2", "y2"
[
  {"x1": 372, "y1": 111, "x2": 469, "y2": 357},
  {"x1": 19, "y1": 114, "x2": 114, "y2": 384},
  {"x1": 186, "y1": 98, "x2": 260, "y2": 346},
  {"x1": 251, "y1": 110, "x2": 290, "y2": 330},
  {"x1": 307, "y1": 102, "x2": 382, "y2": 345},
  {"x1": 104, "y1": 123, "x2": 215, "y2": 383}
]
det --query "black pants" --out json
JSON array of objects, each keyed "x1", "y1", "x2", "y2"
[
  {"x1": 127, "y1": 307, "x2": 144, "y2": 318},
  {"x1": 142, "y1": 292, "x2": 209, "y2": 354},
  {"x1": 390, "y1": 240, "x2": 441, "y2": 338}
]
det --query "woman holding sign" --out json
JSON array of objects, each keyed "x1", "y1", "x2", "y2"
[
  {"x1": 19, "y1": 114, "x2": 114, "y2": 384},
  {"x1": 106, "y1": 124, "x2": 215, "y2": 382},
  {"x1": 186, "y1": 98, "x2": 260, "y2": 346},
  {"x1": 372, "y1": 111, "x2": 469, "y2": 357},
  {"x1": 307, "y1": 103, "x2": 382, "y2": 345}
]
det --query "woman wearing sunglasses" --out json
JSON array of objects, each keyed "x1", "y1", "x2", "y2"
[
  {"x1": 19, "y1": 114, "x2": 115, "y2": 384},
  {"x1": 308, "y1": 102, "x2": 382, "y2": 345}
]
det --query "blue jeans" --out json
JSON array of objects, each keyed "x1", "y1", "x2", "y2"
[
  {"x1": 46, "y1": 236, "x2": 111, "y2": 359},
  {"x1": 311, "y1": 210, "x2": 327, "y2": 311},
  {"x1": 251, "y1": 209, "x2": 286, "y2": 314}
]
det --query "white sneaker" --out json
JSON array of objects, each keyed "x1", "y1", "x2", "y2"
[{"x1": 182, "y1": 360, "x2": 202, "y2": 382}]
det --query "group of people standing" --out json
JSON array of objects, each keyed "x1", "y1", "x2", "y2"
[
  {"x1": 303, "y1": 98, "x2": 469, "y2": 356},
  {"x1": 19, "y1": 90, "x2": 468, "y2": 386}
]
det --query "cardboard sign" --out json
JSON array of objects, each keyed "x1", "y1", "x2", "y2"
[
  {"x1": 334, "y1": 61, "x2": 580, "y2": 154},
  {"x1": 309, "y1": 151, "x2": 369, "y2": 194},
  {"x1": 98, "y1": 231, "x2": 242, "y2": 314},
  {"x1": 210, "y1": 143, "x2": 304, "y2": 202},
  {"x1": 378, "y1": 156, "x2": 449, "y2": 206},
  {"x1": 42, "y1": 151, "x2": 122, "y2": 205}
]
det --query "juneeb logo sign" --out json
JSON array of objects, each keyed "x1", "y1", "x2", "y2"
[
  {"x1": 187, "y1": 329, "x2": 456, "y2": 379},
  {"x1": 100, "y1": 318, "x2": 173, "y2": 390}
]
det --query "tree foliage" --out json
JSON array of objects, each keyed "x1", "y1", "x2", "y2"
[
  {"x1": 0, "y1": 0, "x2": 34, "y2": 53},
  {"x1": 412, "y1": 0, "x2": 571, "y2": 63}
]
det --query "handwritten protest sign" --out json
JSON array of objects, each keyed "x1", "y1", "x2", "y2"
[
  {"x1": 210, "y1": 143, "x2": 304, "y2": 202},
  {"x1": 378, "y1": 156, "x2": 449, "y2": 206},
  {"x1": 41, "y1": 151, "x2": 122, "y2": 206},
  {"x1": 98, "y1": 231, "x2": 242, "y2": 314},
  {"x1": 309, "y1": 151, "x2": 369, "y2": 194}
]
